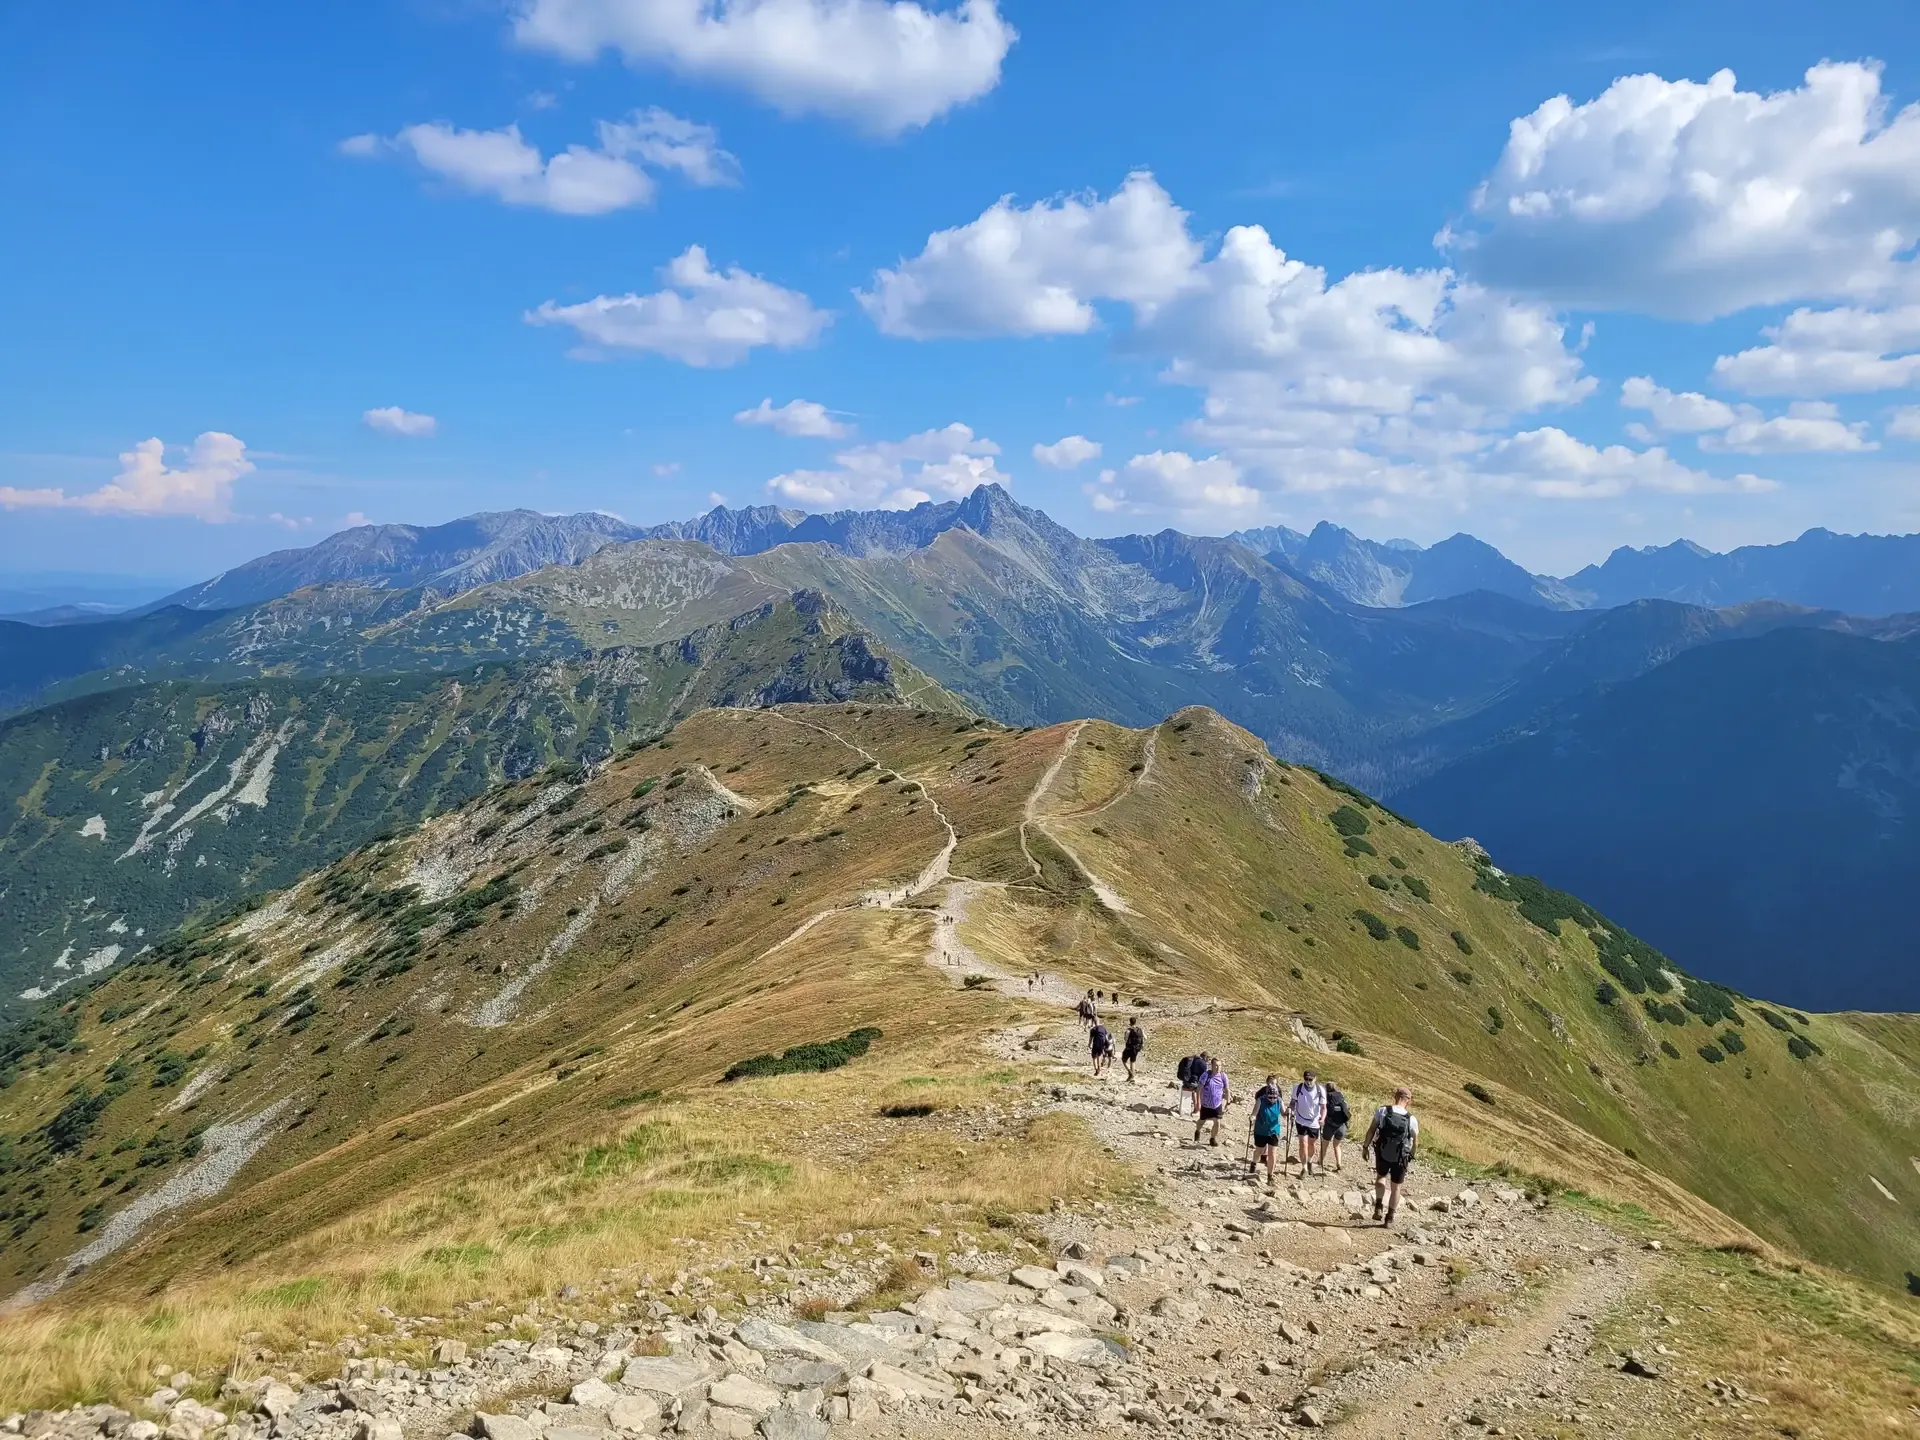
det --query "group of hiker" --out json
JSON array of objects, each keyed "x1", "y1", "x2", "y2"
[
  {"x1": 1078, "y1": 990, "x2": 1146, "y2": 1081},
  {"x1": 1074, "y1": 993, "x2": 1418, "y2": 1225},
  {"x1": 1177, "y1": 1053, "x2": 1419, "y2": 1224}
]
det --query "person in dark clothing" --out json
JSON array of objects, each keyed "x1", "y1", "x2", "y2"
[{"x1": 1122, "y1": 1020, "x2": 1145, "y2": 1082}]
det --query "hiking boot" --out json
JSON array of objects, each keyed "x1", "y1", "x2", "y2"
[{"x1": 1371, "y1": 1199, "x2": 1383, "y2": 1221}]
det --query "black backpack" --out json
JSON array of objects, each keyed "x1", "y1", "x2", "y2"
[
  {"x1": 1324, "y1": 1086, "x2": 1350, "y2": 1128},
  {"x1": 1375, "y1": 1107, "x2": 1413, "y2": 1165}
]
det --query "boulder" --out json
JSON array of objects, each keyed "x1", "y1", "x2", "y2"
[
  {"x1": 1151, "y1": 1295, "x2": 1201, "y2": 1323},
  {"x1": 1009, "y1": 1266, "x2": 1056, "y2": 1292},
  {"x1": 433, "y1": 1340, "x2": 469, "y2": 1366},
  {"x1": 1053, "y1": 1262, "x2": 1105, "y2": 1292},
  {"x1": 354, "y1": 1420, "x2": 402, "y2": 1440},
  {"x1": 705, "y1": 1378, "x2": 781, "y2": 1418},
  {"x1": 759, "y1": 1362, "x2": 845, "y2": 1391},
  {"x1": 545, "y1": 1428, "x2": 606, "y2": 1440},
  {"x1": 606, "y1": 1396, "x2": 660, "y2": 1435},
  {"x1": 756, "y1": 1412, "x2": 827, "y2": 1440},
  {"x1": 254, "y1": 1386, "x2": 298, "y2": 1422},
  {"x1": 474, "y1": 1416, "x2": 537, "y2": 1440},
  {"x1": 569, "y1": 1381, "x2": 620, "y2": 1411},
  {"x1": 862, "y1": 1364, "x2": 956, "y2": 1403},
  {"x1": 1024, "y1": 1333, "x2": 1118, "y2": 1369},
  {"x1": 734, "y1": 1320, "x2": 848, "y2": 1368},
  {"x1": 619, "y1": 1358, "x2": 712, "y2": 1399},
  {"x1": 788, "y1": 1323, "x2": 906, "y2": 1369},
  {"x1": 702, "y1": 1409, "x2": 756, "y2": 1440}
]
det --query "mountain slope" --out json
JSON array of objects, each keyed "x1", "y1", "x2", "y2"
[
  {"x1": 1398, "y1": 627, "x2": 1920, "y2": 1011},
  {"x1": 0, "y1": 701, "x2": 1910, "y2": 1342},
  {"x1": 0, "y1": 595, "x2": 962, "y2": 1007}
]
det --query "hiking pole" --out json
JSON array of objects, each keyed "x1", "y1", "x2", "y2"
[{"x1": 1243, "y1": 1105, "x2": 1256, "y2": 1174}]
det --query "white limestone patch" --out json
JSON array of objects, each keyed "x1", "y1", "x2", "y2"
[
  {"x1": 1869, "y1": 1175, "x2": 1898, "y2": 1203},
  {"x1": 234, "y1": 721, "x2": 294, "y2": 807},
  {"x1": 78, "y1": 815, "x2": 107, "y2": 840},
  {"x1": 51, "y1": 946, "x2": 74, "y2": 971},
  {"x1": 164, "y1": 1065, "x2": 226, "y2": 1114},
  {"x1": 166, "y1": 731, "x2": 276, "y2": 835},
  {"x1": 107, "y1": 916, "x2": 128, "y2": 934},
  {"x1": 281, "y1": 936, "x2": 356, "y2": 992},
  {"x1": 120, "y1": 759, "x2": 215, "y2": 859},
  {"x1": 5, "y1": 1098, "x2": 292, "y2": 1309},
  {"x1": 81, "y1": 944, "x2": 122, "y2": 975}
]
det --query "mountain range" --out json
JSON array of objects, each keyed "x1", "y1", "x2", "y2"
[{"x1": 3, "y1": 485, "x2": 1917, "y2": 1012}]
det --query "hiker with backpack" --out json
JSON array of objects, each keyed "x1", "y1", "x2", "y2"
[
  {"x1": 1077, "y1": 991, "x2": 1098, "y2": 1029},
  {"x1": 1193, "y1": 1057, "x2": 1231, "y2": 1146},
  {"x1": 1250, "y1": 1074, "x2": 1285, "y2": 1186},
  {"x1": 1089, "y1": 1019, "x2": 1113, "y2": 1077},
  {"x1": 1176, "y1": 1053, "x2": 1203, "y2": 1116},
  {"x1": 1321, "y1": 1080, "x2": 1352, "y2": 1172},
  {"x1": 1122, "y1": 1019, "x2": 1145, "y2": 1082},
  {"x1": 1363, "y1": 1086, "x2": 1419, "y2": 1226},
  {"x1": 1290, "y1": 1069, "x2": 1329, "y2": 1177}
]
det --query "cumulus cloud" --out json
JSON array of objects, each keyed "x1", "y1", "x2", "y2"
[
  {"x1": 734, "y1": 397, "x2": 851, "y2": 438},
  {"x1": 1482, "y1": 428, "x2": 1776, "y2": 499},
  {"x1": 765, "y1": 423, "x2": 1005, "y2": 508},
  {"x1": 1032, "y1": 435, "x2": 1101, "y2": 469},
  {"x1": 1621, "y1": 378, "x2": 1871, "y2": 453},
  {"x1": 363, "y1": 406, "x2": 437, "y2": 437},
  {"x1": 528, "y1": 245, "x2": 830, "y2": 366},
  {"x1": 1620, "y1": 377, "x2": 1736, "y2": 432},
  {"x1": 1086, "y1": 451, "x2": 1261, "y2": 517},
  {"x1": 1445, "y1": 62, "x2": 1920, "y2": 319},
  {"x1": 1889, "y1": 406, "x2": 1920, "y2": 441},
  {"x1": 343, "y1": 107, "x2": 736, "y2": 216},
  {"x1": 1699, "y1": 401, "x2": 1875, "y2": 454},
  {"x1": 513, "y1": 0, "x2": 1014, "y2": 135},
  {"x1": 1711, "y1": 304, "x2": 1920, "y2": 395},
  {"x1": 0, "y1": 434, "x2": 254, "y2": 522},
  {"x1": 860, "y1": 172, "x2": 1201, "y2": 337}
]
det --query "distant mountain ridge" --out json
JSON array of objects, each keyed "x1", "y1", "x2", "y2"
[
  {"x1": 1563, "y1": 528, "x2": 1920, "y2": 616},
  {"x1": 142, "y1": 489, "x2": 1920, "y2": 623}
]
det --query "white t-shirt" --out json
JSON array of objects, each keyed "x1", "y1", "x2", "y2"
[
  {"x1": 1291, "y1": 1082, "x2": 1327, "y2": 1126},
  {"x1": 1371, "y1": 1105, "x2": 1419, "y2": 1138}
]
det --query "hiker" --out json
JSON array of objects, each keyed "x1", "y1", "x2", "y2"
[
  {"x1": 1090, "y1": 1019, "x2": 1113, "y2": 1077},
  {"x1": 1193, "y1": 1057, "x2": 1231, "y2": 1146},
  {"x1": 1290, "y1": 1068, "x2": 1329, "y2": 1176},
  {"x1": 1363, "y1": 1086, "x2": 1419, "y2": 1226},
  {"x1": 1322, "y1": 1079, "x2": 1351, "y2": 1172},
  {"x1": 1250, "y1": 1074, "x2": 1284, "y2": 1186},
  {"x1": 1076, "y1": 991, "x2": 1096, "y2": 1029},
  {"x1": 1176, "y1": 1053, "x2": 1204, "y2": 1116},
  {"x1": 1122, "y1": 1019, "x2": 1145, "y2": 1082}
]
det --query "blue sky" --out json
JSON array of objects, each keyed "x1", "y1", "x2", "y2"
[{"x1": 3, "y1": 0, "x2": 1918, "y2": 579}]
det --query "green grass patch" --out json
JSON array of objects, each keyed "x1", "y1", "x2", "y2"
[{"x1": 722, "y1": 1027, "x2": 883, "y2": 1082}]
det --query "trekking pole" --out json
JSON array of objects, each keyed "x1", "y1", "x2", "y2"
[{"x1": 1243, "y1": 1106, "x2": 1256, "y2": 1174}]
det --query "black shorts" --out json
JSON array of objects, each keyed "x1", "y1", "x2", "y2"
[
  {"x1": 1253, "y1": 1131, "x2": 1280, "y2": 1149},
  {"x1": 1295, "y1": 1122, "x2": 1321, "y2": 1139},
  {"x1": 1325, "y1": 1122, "x2": 1348, "y2": 1141},
  {"x1": 1199, "y1": 1105, "x2": 1224, "y2": 1120},
  {"x1": 1375, "y1": 1157, "x2": 1409, "y2": 1184}
]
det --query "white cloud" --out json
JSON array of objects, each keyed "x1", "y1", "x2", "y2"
[
  {"x1": 1086, "y1": 451, "x2": 1261, "y2": 517},
  {"x1": 1711, "y1": 304, "x2": 1920, "y2": 395},
  {"x1": 860, "y1": 172, "x2": 1202, "y2": 338},
  {"x1": 1032, "y1": 434, "x2": 1101, "y2": 470},
  {"x1": 1445, "y1": 62, "x2": 1920, "y2": 319},
  {"x1": 652, "y1": 461, "x2": 682, "y2": 476},
  {"x1": 735, "y1": 397, "x2": 851, "y2": 438},
  {"x1": 597, "y1": 107, "x2": 741, "y2": 186},
  {"x1": 343, "y1": 511, "x2": 373, "y2": 528},
  {"x1": 1889, "y1": 406, "x2": 1920, "y2": 440},
  {"x1": 1620, "y1": 376, "x2": 1736, "y2": 431},
  {"x1": 1482, "y1": 427, "x2": 1776, "y2": 499},
  {"x1": 344, "y1": 107, "x2": 736, "y2": 216},
  {"x1": 363, "y1": 406, "x2": 438, "y2": 438},
  {"x1": 0, "y1": 434, "x2": 254, "y2": 522},
  {"x1": 1699, "y1": 401, "x2": 1876, "y2": 454},
  {"x1": 528, "y1": 245, "x2": 830, "y2": 366},
  {"x1": 766, "y1": 423, "x2": 1005, "y2": 509},
  {"x1": 513, "y1": 0, "x2": 1014, "y2": 135},
  {"x1": 358, "y1": 121, "x2": 654, "y2": 215}
]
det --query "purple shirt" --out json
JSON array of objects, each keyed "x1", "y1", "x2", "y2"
[{"x1": 1199, "y1": 1071, "x2": 1229, "y2": 1108}]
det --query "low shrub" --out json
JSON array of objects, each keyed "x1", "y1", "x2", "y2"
[
  {"x1": 1787, "y1": 1034, "x2": 1823, "y2": 1061},
  {"x1": 1463, "y1": 1081, "x2": 1496, "y2": 1106},
  {"x1": 879, "y1": 1102, "x2": 937, "y2": 1118},
  {"x1": 1335, "y1": 1036, "x2": 1365, "y2": 1056},
  {"x1": 723, "y1": 1027, "x2": 883, "y2": 1082},
  {"x1": 1756, "y1": 1008, "x2": 1794, "y2": 1032},
  {"x1": 1368, "y1": 874, "x2": 1394, "y2": 891},
  {"x1": 1594, "y1": 980, "x2": 1619, "y2": 1006},
  {"x1": 1394, "y1": 926, "x2": 1420, "y2": 950},
  {"x1": 1450, "y1": 930, "x2": 1474, "y2": 955},
  {"x1": 1353, "y1": 909, "x2": 1390, "y2": 942},
  {"x1": 1449, "y1": 968, "x2": 1474, "y2": 986},
  {"x1": 1344, "y1": 836, "x2": 1377, "y2": 857},
  {"x1": 1485, "y1": 1006, "x2": 1505, "y2": 1034},
  {"x1": 1401, "y1": 875, "x2": 1431, "y2": 902},
  {"x1": 1719, "y1": 1028, "x2": 1747, "y2": 1054},
  {"x1": 962, "y1": 974, "x2": 994, "y2": 990},
  {"x1": 1697, "y1": 1044, "x2": 1726, "y2": 1063},
  {"x1": 1659, "y1": 1040, "x2": 1682, "y2": 1060},
  {"x1": 1329, "y1": 805, "x2": 1371, "y2": 838}
]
